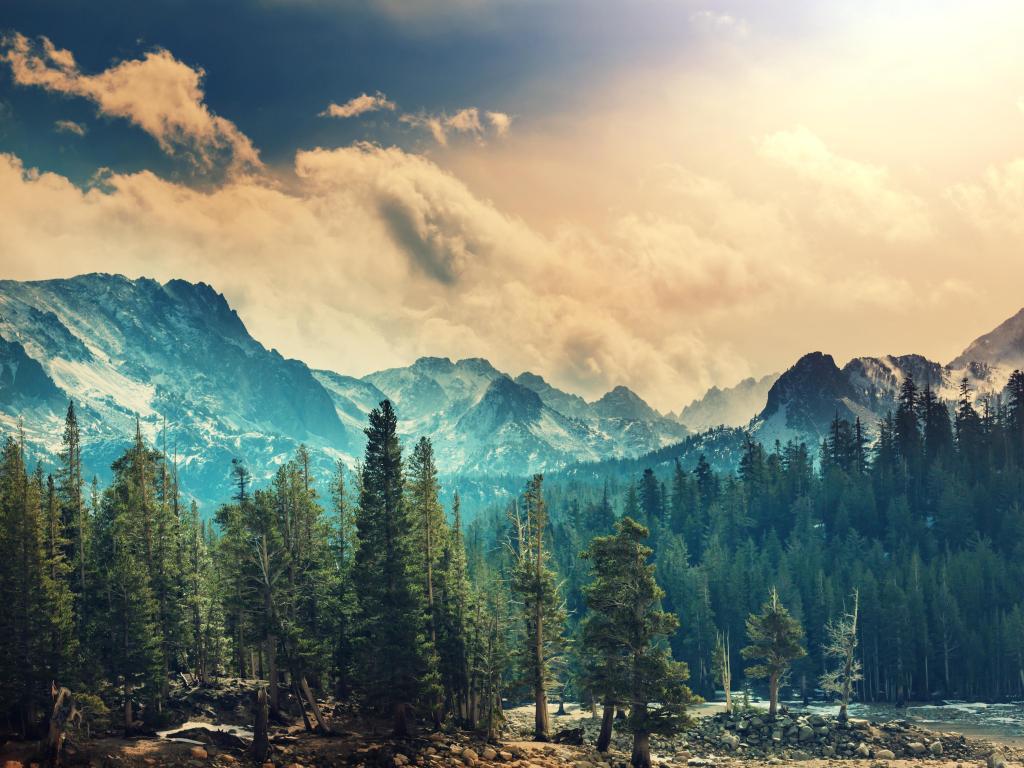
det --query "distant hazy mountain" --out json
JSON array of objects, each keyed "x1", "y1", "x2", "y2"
[
  {"x1": 949, "y1": 308, "x2": 1024, "y2": 371},
  {"x1": 322, "y1": 356, "x2": 688, "y2": 476},
  {"x1": 675, "y1": 373, "x2": 779, "y2": 432},
  {"x1": 0, "y1": 274, "x2": 689, "y2": 510}
]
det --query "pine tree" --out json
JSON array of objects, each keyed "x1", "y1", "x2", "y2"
[
  {"x1": 330, "y1": 460, "x2": 357, "y2": 698},
  {"x1": 638, "y1": 469, "x2": 661, "y2": 527},
  {"x1": 92, "y1": 436, "x2": 165, "y2": 733},
  {"x1": 437, "y1": 491, "x2": 472, "y2": 723},
  {"x1": 0, "y1": 432, "x2": 56, "y2": 735},
  {"x1": 407, "y1": 437, "x2": 446, "y2": 726},
  {"x1": 43, "y1": 471, "x2": 77, "y2": 686},
  {"x1": 508, "y1": 474, "x2": 565, "y2": 741},
  {"x1": 57, "y1": 401, "x2": 88, "y2": 631},
  {"x1": 741, "y1": 587, "x2": 806, "y2": 717},
  {"x1": 182, "y1": 500, "x2": 217, "y2": 682},
  {"x1": 353, "y1": 401, "x2": 434, "y2": 736},
  {"x1": 581, "y1": 517, "x2": 695, "y2": 768}
]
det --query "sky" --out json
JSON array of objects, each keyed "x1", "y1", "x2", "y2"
[{"x1": 3, "y1": 0, "x2": 1024, "y2": 412}]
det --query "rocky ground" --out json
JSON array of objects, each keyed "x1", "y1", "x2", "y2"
[{"x1": 2, "y1": 682, "x2": 1023, "y2": 768}]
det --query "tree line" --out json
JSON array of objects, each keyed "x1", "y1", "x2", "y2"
[{"x1": 2, "y1": 371, "x2": 1023, "y2": 765}]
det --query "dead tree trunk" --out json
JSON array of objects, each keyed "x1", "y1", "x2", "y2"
[
  {"x1": 252, "y1": 688, "x2": 269, "y2": 763},
  {"x1": 46, "y1": 684, "x2": 75, "y2": 767},
  {"x1": 300, "y1": 677, "x2": 332, "y2": 735}
]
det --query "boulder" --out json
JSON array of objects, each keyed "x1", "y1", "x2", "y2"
[
  {"x1": 856, "y1": 742, "x2": 871, "y2": 758},
  {"x1": 987, "y1": 752, "x2": 1007, "y2": 768},
  {"x1": 906, "y1": 742, "x2": 927, "y2": 755},
  {"x1": 482, "y1": 747, "x2": 497, "y2": 761},
  {"x1": 875, "y1": 749, "x2": 896, "y2": 760},
  {"x1": 798, "y1": 725, "x2": 814, "y2": 741},
  {"x1": 190, "y1": 746, "x2": 209, "y2": 760},
  {"x1": 930, "y1": 741, "x2": 943, "y2": 756},
  {"x1": 461, "y1": 748, "x2": 479, "y2": 762}
]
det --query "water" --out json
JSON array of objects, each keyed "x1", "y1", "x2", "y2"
[
  {"x1": 156, "y1": 721, "x2": 254, "y2": 745},
  {"x1": 786, "y1": 699, "x2": 1024, "y2": 743}
]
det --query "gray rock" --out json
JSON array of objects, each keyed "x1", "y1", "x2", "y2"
[
  {"x1": 874, "y1": 749, "x2": 896, "y2": 760},
  {"x1": 930, "y1": 741, "x2": 943, "y2": 756},
  {"x1": 906, "y1": 742, "x2": 927, "y2": 755}
]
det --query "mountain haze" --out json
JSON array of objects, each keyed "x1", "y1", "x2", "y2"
[{"x1": 0, "y1": 274, "x2": 689, "y2": 510}]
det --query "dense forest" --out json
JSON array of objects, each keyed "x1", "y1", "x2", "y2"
[{"x1": 2, "y1": 372, "x2": 1024, "y2": 764}]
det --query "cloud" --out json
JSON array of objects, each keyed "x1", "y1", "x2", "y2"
[
  {"x1": 401, "y1": 106, "x2": 509, "y2": 145},
  {"x1": 0, "y1": 144, "x2": 797, "y2": 408},
  {"x1": 54, "y1": 119, "x2": 86, "y2": 136},
  {"x1": 690, "y1": 10, "x2": 750, "y2": 38},
  {"x1": 948, "y1": 158, "x2": 1024, "y2": 237},
  {"x1": 485, "y1": 110, "x2": 512, "y2": 136},
  {"x1": 1, "y1": 33, "x2": 260, "y2": 173},
  {"x1": 319, "y1": 91, "x2": 397, "y2": 119},
  {"x1": 759, "y1": 126, "x2": 930, "y2": 242}
]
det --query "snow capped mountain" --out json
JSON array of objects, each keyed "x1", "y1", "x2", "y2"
[
  {"x1": 0, "y1": 274, "x2": 691, "y2": 509},
  {"x1": 6, "y1": 273, "x2": 1022, "y2": 507},
  {"x1": 591, "y1": 385, "x2": 659, "y2": 421},
  {"x1": 514, "y1": 371, "x2": 592, "y2": 420},
  {"x1": 675, "y1": 373, "x2": 779, "y2": 432},
  {"x1": 0, "y1": 274, "x2": 359, "y2": 510},
  {"x1": 950, "y1": 308, "x2": 1024, "y2": 371},
  {"x1": 752, "y1": 352, "x2": 866, "y2": 446},
  {"x1": 750, "y1": 312, "x2": 1024, "y2": 449}
]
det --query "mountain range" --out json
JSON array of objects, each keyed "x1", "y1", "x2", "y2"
[
  {"x1": 1, "y1": 273, "x2": 1021, "y2": 513},
  {"x1": 0, "y1": 274, "x2": 687, "y2": 510}
]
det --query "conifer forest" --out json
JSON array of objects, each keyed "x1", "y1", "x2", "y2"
[{"x1": 3, "y1": 371, "x2": 1024, "y2": 766}]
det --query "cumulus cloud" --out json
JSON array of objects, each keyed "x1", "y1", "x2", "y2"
[
  {"x1": 759, "y1": 126, "x2": 930, "y2": 242},
  {"x1": 485, "y1": 110, "x2": 512, "y2": 136},
  {"x1": 0, "y1": 143, "x2": 795, "y2": 408},
  {"x1": 401, "y1": 106, "x2": 509, "y2": 145},
  {"x1": 1, "y1": 33, "x2": 261, "y2": 172},
  {"x1": 319, "y1": 91, "x2": 397, "y2": 119},
  {"x1": 54, "y1": 119, "x2": 86, "y2": 136}
]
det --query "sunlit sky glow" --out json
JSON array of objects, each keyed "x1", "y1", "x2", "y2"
[{"x1": 2, "y1": 0, "x2": 1024, "y2": 411}]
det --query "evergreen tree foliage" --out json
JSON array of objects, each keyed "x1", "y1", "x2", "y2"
[
  {"x1": 508, "y1": 474, "x2": 565, "y2": 741},
  {"x1": 353, "y1": 401, "x2": 434, "y2": 736},
  {"x1": 741, "y1": 588, "x2": 806, "y2": 717},
  {"x1": 581, "y1": 517, "x2": 695, "y2": 768}
]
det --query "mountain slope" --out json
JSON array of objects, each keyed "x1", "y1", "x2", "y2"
[
  {"x1": 0, "y1": 274, "x2": 694, "y2": 509},
  {"x1": 0, "y1": 274, "x2": 363, "y2": 508},
  {"x1": 950, "y1": 308, "x2": 1024, "y2": 370},
  {"x1": 675, "y1": 373, "x2": 779, "y2": 431}
]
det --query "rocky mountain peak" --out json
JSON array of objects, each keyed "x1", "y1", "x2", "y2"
[{"x1": 949, "y1": 307, "x2": 1024, "y2": 370}]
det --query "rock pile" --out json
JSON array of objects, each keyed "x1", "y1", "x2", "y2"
[{"x1": 686, "y1": 709, "x2": 994, "y2": 762}]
